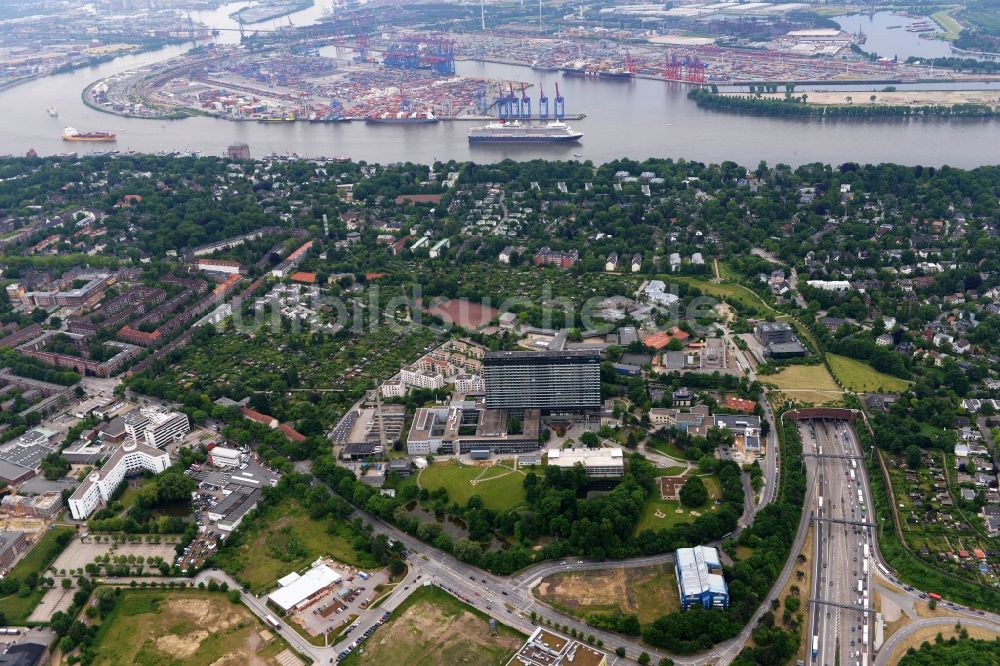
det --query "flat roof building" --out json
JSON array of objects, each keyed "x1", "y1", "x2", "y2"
[
  {"x1": 675, "y1": 545, "x2": 729, "y2": 610},
  {"x1": 407, "y1": 401, "x2": 542, "y2": 456},
  {"x1": 507, "y1": 627, "x2": 607, "y2": 666},
  {"x1": 547, "y1": 447, "x2": 624, "y2": 478},
  {"x1": 123, "y1": 408, "x2": 190, "y2": 449},
  {"x1": 268, "y1": 561, "x2": 342, "y2": 612},
  {"x1": 755, "y1": 322, "x2": 794, "y2": 347},
  {"x1": 209, "y1": 446, "x2": 242, "y2": 468},
  {"x1": 0, "y1": 530, "x2": 29, "y2": 573},
  {"x1": 484, "y1": 350, "x2": 601, "y2": 413},
  {"x1": 0, "y1": 428, "x2": 58, "y2": 485},
  {"x1": 68, "y1": 441, "x2": 171, "y2": 520}
]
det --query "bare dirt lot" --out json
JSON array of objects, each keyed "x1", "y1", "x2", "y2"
[
  {"x1": 421, "y1": 297, "x2": 498, "y2": 330},
  {"x1": 91, "y1": 590, "x2": 289, "y2": 665},
  {"x1": 352, "y1": 586, "x2": 522, "y2": 665},
  {"x1": 535, "y1": 563, "x2": 679, "y2": 623}
]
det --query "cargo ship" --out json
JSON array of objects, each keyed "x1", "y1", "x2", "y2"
[
  {"x1": 531, "y1": 61, "x2": 560, "y2": 72},
  {"x1": 62, "y1": 127, "x2": 116, "y2": 142},
  {"x1": 468, "y1": 120, "x2": 582, "y2": 144},
  {"x1": 561, "y1": 61, "x2": 633, "y2": 79},
  {"x1": 365, "y1": 111, "x2": 438, "y2": 124},
  {"x1": 308, "y1": 114, "x2": 352, "y2": 123}
]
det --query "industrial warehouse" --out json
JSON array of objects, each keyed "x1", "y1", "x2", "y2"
[{"x1": 675, "y1": 545, "x2": 729, "y2": 610}]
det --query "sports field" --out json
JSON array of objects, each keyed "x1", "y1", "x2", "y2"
[
  {"x1": 827, "y1": 354, "x2": 910, "y2": 392},
  {"x1": 341, "y1": 585, "x2": 524, "y2": 665},
  {"x1": 419, "y1": 460, "x2": 526, "y2": 513}
]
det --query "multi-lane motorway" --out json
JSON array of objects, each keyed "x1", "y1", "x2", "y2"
[
  {"x1": 801, "y1": 417, "x2": 1000, "y2": 666},
  {"x1": 805, "y1": 419, "x2": 874, "y2": 666}
]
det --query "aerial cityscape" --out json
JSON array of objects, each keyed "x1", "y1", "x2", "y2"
[{"x1": 0, "y1": 1, "x2": 999, "y2": 666}]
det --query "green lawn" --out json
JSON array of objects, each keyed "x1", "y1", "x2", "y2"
[
  {"x1": 647, "y1": 438, "x2": 688, "y2": 460},
  {"x1": 766, "y1": 363, "x2": 843, "y2": 404},
  {"x1": 635, "y1": 497, "x2": 696, "y2": 533},
  {"x1": 419, "y1": 461, "x2": 526, "y2": 513},
  {"x1": 340, "y1": 585, "x2": 524, "y2": 666},
  {"x1": 118, "y1": 479, "x2": 154, "y2": 510},
  {"x1": 671, "y1": 275, "x2": 771, "y2": 315},
  {"x1": 931, "y1": 9, "x2": 962, "y2": 40},
  {"x1": 827, "y1": 354, "x2": 910, "y2": 393},
  {"x1": 654, "y1": 466, "x2": 687, "y2": 477},
  {"x1": 89, "y1": 590, "x2": 293, "y2": 665},
  {"x1": 0, "y1": 588, "x2": 46, "y2": 625},
  {"x1": 7, "y1": 526, "x2": 75, "y2": 581},
  {"x1": 221, "y1": 499, "x2": 380, "y2": 594},
  {"x1": 635, "y1": 475, "x2": 720, "y2": 533},
  {"x1": 0, "y1": 526, "x2": 75, "y2": 623},
  {"x1": 702, "y1": 475, "x2": 722, "y2": 500}
]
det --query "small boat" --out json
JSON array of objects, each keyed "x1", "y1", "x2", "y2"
[
  {"x1": 46, "y1": 106, "x2": 57, "y2": 117},
  {"x1": 573, "y1": 153, "x2": 581, "y2": 157}
]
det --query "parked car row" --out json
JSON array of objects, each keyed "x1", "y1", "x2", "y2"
[{"x1": 335, "y1": 612, "x2": 390, "y2": 662}]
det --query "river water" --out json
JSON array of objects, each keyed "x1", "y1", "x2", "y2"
[
  {"x1": 834, "y1": 11, "x2": 955, "y2": 62},
  {"x1": 3, "y1": 3, "x2": 1000, "y2": 168}
]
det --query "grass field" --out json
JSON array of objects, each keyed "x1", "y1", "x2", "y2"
[
  {"x1": 0, "y1": 526, "x2": 75, "y2": 623},
  {"x1": 931, "y1": 9, "x2": 962, "y2": 40},
  {"x1": 766, "y1": 363, "x2": 842, "y2": 404},
  {"x1": 7, "y1": 526, "x2": 75, "y2": 580},
  {"x1": 0, "y1": 588, "x2": 46, "y2": 625},
  {"x1": 635, "y1": 475, "x2": 721, "y2": 534},
  {"x1": 341, "y1": 585, "x2": 524, "y2": 666},
  {"x1": 654, "y1": 466, "x2": 687, "y2": 477},
  {"x1": 224, "y1": 499, "x2": 380, "y2": 594},
  {"x1": 672, "y1": 276, "x2": 773, "y2": 316},
  {"x1": 418, "y1": 461, "x2": 526, "y2": 513},
  {"x1": 647, "y1": 438, "x2": 688, "y2": 461},
  {"x1": 89, "y1": 590, "x2": 292, "y2": 665},
  {"x1": 534, "y1": 563, "x2": 680, "y2": 624},
  {"x1": 636, "y1": 497, "x2": 693, "y2": 533},
  {"x1": 827, "y1": 354, "x2": 910, "y2": 393}
]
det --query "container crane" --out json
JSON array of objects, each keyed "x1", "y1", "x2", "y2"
[
  {"x1": 538, "y1": 83, "x2": 549, "y2": 118},
  {"x1": 553, "y1": 82, "x2": 565, "y2": 118},
  {"x1": 519, "y1": 83, "x2": 531, "y2": 118},
  {"x1": 508, "y1": 83, "x2": 521, "y2": 118}
]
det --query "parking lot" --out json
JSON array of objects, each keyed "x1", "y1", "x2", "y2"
[
  {"x1": 290, "y1": 563, "x2": 391, "y2": 640},
  {"x1": 27, "y1": 586, "x2": 75, "y2": 623},
  {"x1": 336, "y1": 610, "x2": 391, "y2": 663},
  {"x1": 52, "y1": 536, "x2": 177, "y2": 573}
]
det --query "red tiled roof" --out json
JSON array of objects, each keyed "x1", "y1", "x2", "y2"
[
  {"x1": 278, "y1": 423, "x2": 306, "y2": 442},
  {"x1": 395, "y1": 194, "x2": 442, "y2": 205},
  {"x1": 725, "y1": 396, "x2": 756, "y2": 413},
  {"x1": 240, "y1": 406, "x2": 277, "y2": 428}
]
